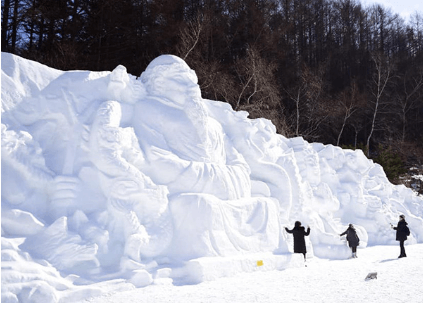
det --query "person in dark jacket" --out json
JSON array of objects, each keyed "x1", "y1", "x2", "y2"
[
  {"x1": 340, "y1": 224, "x2": 360, "y2": 258},
  {"x1": 285, "y1": 221, "x2": 311, "y2": 261},
  {"x1": 391, "y1": 215, "x2": 410, "y2": 258}
]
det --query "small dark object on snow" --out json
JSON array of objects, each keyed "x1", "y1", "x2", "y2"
[{"x1": 365, "y1": 272, "x2": 377, "y2": 280}]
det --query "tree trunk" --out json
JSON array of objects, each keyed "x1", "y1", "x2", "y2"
[
  {"x1": 11, "y1": 0, "x2": 19, "y2": 53},
  {"x1": 1, "y1": 0, "x2": 11, "y2": 51},
  {"x1": 366, "y1": 53, "x2": 391, "y2": 156}
]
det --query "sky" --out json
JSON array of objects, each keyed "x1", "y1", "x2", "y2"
[{"x1": 364, "y1": 0, "x2": 422, "y2": 20}]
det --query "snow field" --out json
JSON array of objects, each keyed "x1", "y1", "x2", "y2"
[{"x1": 84, "y1": 244, "x2": 423, "y2": 303}]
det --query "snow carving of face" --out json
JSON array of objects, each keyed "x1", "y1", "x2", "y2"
[
  {"x1": 140, "y1": 55, "x2": 201, "y2": 105},
  {"x1": 107, "y1": 65, "x2": 130, "y2": 101},
  {"x1": 298, "y1": 145, "x2": 321, "y2": 186},
  {"x1": 95, "y1": 100, "x2": 122, "y2": 128},
  {"x1": 305, "y1": 151, "x2": 320, "y2": 185}
]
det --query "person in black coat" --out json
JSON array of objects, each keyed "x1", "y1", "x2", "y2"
[
  {"x1": 340, "y1": 224, "x2": 360, "y2": 258},
  {"x1": 391, "y1": 215, "x2": 410, "y2": 258},
  {"x1": 285, "y1": 221, "x2": 311, "y2": 261}
]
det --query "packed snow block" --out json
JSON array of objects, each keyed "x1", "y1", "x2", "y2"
[
  {"x1": 20, "y1": 217, "x2": 100, "y2": 274},
  {"x1": 1, "y1": 53, "x2": 63, "y2": 112},
  {"x1": 251, "y1": 180, "x2": 272, "y2": 197},
  {"x1": 168, "y1": 193, "x2": 281, "y2": 260},
  {"x1": 129, "y1": 269, "x2": 153, "y2": 288},
  {"x1": 18, "y1": 281, "x2": 59, "y2": 303},
  {"x1": 153, "y1": 268, "x2": 173, "y2": 285},
  {"x1": 172, "y1": 252, "x2": 303, "y2": 284},
  {"x1": 1, "y1": 238, "x2": 84, "y2": 303},
  {"x1": 1, "y1": 208, "x2": 44, "y2": 236}
]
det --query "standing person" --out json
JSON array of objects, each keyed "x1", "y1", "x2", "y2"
[
  {"x1": 391, "y1": 215, "x2": 410, "y2": 258},
  {"x1": 340, "y1": 224, "x2": 360, "y2": 258},
  {"x1": 285, "y1": 221, "x2": 311, "y2": 261}
]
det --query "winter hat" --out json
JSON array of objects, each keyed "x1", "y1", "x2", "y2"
[
  {"x1": 295, "y1": 221, "x2": 301, "y2": 228},
  {"x1": 399, "y1": 214, "x2": 405, "y2": 220}
]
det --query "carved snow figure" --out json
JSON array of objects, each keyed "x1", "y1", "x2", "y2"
[
  {"x1": 136, "y1": 55, "x2": 251, "y2": 199},
  {"x1": 88, "y1": 100, "x2": 172, "y2": 269},
  {"x1": 1, "y1": 124, "x2": 54, "y2": 217},
  {"x1": 133, "y1": 55, "x2": 284, "y2": 259},
  {"x1": 106, "y1": 64, "x2": 146, "y2": 105},
  {"x1": 1, "y1": 124, "x2": 54, "y2": 226},
  {"x1": 1, "y1": 124, "x2": 100, "y2": 298},
  {"x1": 204, "y1": 101, "x2": 296, "y2": 220},
  {"x1": 288, "y1": 138, "x2": 351, "y2": 258}
]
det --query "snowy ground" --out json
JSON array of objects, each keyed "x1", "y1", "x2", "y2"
[{"x1": 84, "y1": 244, "x2": 423, "y2": 303}]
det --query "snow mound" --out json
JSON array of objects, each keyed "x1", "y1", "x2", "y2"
[{"x1": 2, "y1": 52, "x2": 423, "y2": 302}]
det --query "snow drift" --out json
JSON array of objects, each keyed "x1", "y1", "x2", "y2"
[{"x1": 2, "y1": 52, "x2": 423, "y2": 302}]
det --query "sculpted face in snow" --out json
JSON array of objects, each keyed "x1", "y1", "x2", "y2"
[
  {"x1": 141, "y1": 55, "x2": 201, "y2": 104},
  {"x1": 139, "y1": 55, "x2": 213, "y2": 164}
]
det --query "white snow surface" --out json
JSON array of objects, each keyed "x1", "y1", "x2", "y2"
[
  {"x1": 85, "y1": 244, "x2": 423, "y2": 303},
  {"x1": 1, "y1": 52, "x2": 423, "y2": 303}
]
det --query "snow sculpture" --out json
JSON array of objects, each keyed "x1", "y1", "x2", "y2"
[
  {"x1": 287, "y1": 138, "x2": 352, "y2": 258},
  {"x1": 2, "y1": 52, "x2": 423, "y2": 302},
  {"x1": 1, "y1": 124, "x2": 54, "y2": 218},
  {"x1": 1, "y1": 124, "x2": 101, "y2": 298},
  {"x1": 88, "y1": 99, "x2": 172, "y2": 268},
  {"x1": 134, "y1": 55, "x2": 284, "y2": 259},
  {"x1": 137, "y1": 55, "x2": 251, "y2": 199},
  {"x1": 1, "y1": 62, "x2": 174, "y2": 277},
  {"x1": 106, "y1": 64, "x2": 146, "y2": 104},
  {"x1": 315, "y1": 144, "x2": 423, "y2": 245},
  {"x1": 204, "y1": 102, "x2": 295, "y2": 216}
]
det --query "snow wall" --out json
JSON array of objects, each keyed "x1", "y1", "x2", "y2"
[{"x1": 2, "y1": 52, "x2": 423, "y2": 302}]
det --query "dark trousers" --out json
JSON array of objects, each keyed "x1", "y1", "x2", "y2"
[
  {"x1": 399, "y1": 240, "x2": 406, "y2": 257},
  {"x1": 352, "y1": 246, "x2": 357, "y2": 253}
]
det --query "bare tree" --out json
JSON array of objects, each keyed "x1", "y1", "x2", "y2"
[
  {"x1": 232, "y1": 46, "x2": 284, "y2": 132},
  {"x1": 232, "y1": 46, "x2": 281, "y2": 112},
  {"x1": 233, "y1": 46, "x2": 289, "y2": 134},
  {"x1": 1, "y1": 0, "x2": 11, "y2": 51},
  {"x1": 234, "y1": 47, "x2": 278, "y2": 111},
  {"x1": 334, "y1": 81, "x2": 361, "y2": 146},
  {"x1": 283, "y1": 64, "x2": 328, "y2": 140},
  {"x1": 395, "y1": 68, "x2": 423, "y2": 142},
  {"x1": 177, "y1": 13, "x2": 206, "y2": 60},
  {"x1": 1, "y1": 0, "x2": 22, "y2": 53},
  {"x1": 366, "y1": 52, "x2": 394, "y2": 156},
  {"x1": 283, "y1": 77, "x2": 307, "y2": 137}
]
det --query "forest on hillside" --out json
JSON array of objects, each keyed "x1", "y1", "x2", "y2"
[{"x1": 2, "y1": 0, "x2": 423, "y2": 189}]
